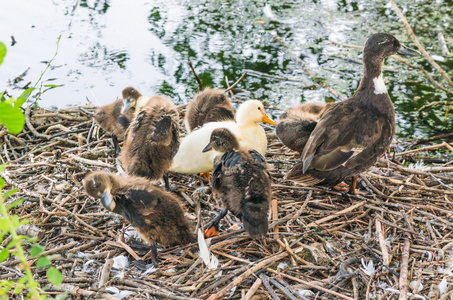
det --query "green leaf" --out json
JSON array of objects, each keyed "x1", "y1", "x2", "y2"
[
  {"x1": 4, "y1": 98, "x2": 15, "y2": 105},
  {"x1": 3, "y1": 189, "x2": 17, "y2": 199},
  {"x1": 30, "y1": 245, "x2": 45, "y2": 257},
  {"x1": 36, "y1": 256, "x2": 51, "y2": 268},
  {"x1": 6, "y1": 198, "x2": 23, "y2": 210},
  {"x1": 15, "y1": 88, "x2": 35, "y2": 108},
  {"x1": 0, "y1": 163, "x2": 7, "y2": 172},
  {"x1": 0, "y1": 42, "x2": 6, "y2": 65},
  {"x1": 0, "y1": 102, "x2": 25, "y2": 134},
  {"x1": 0, "y1": 249, "x2": 9, "y2": 262},
  {"x1": 47, "y1": 267, "x2": 63, "y2": 286},
  {"x1": 0, "y1": 177, "x2": 4, "y2": 189},
  {"x1": 44, "y1": 84, "x2": 62, "y2": 88}
]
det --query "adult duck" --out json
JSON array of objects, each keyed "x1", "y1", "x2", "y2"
[
  {"x1": 184, "y1": 88, "x2": 235, "y2": 133},
  {"x1": 285, "y1": 33, "x2": 420, "y2": 194},
  {"x1": 202, "y1": 128, "x2": 271, "y2": 238},
  {"x1": 121, "y1": 95, "x2": 179, "y2": 189},
  {"x1": 170, "y1": 100, "x2": 276, "y2": 174},
  {"x1": 276, "y1": 102, "x2": 334, "y2": 153},
  {"x1": 84, "y1": 171, "x2": 195, "y2": 267}
]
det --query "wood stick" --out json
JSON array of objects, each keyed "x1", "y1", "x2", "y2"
[
  {"x1": 306, "y1": 201, "x2": 365, "y2": 228},
  {"x1": 188, "y1": 61, "x2": 203, "y2": 92},
  {"x1": 225, "y1": 72, "x2": 247, "y2": 92},
  {"x1": 272, "y1": 198, "x2": 279, "y2": 239},
  {"x1": 398, "y1": 236, "x2": 411, "y2": 300},
  {"x1": 260, "y1": 274, "x2": 281, "y2": 300},
  {"x1": 98, "y1": 258, "x2": 114, "y2": 288},
  {"x1": 244, "y1": 277, "x2": 262, "y2": 300},
  {"x1": 375, "y1": 219, "x2": 390, "y2": 266},
  {"x1": 388, "y1": 0, "x2": 453, "y2": 88}
]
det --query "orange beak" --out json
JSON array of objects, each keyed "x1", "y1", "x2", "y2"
[
  {"x1": 262, "y1": 113, "x2": 277, "y2": 125},
  {"x1": 204, "y1": 226, "x2": 219, "y2": 238}
]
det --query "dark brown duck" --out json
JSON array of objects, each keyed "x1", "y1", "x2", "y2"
[
  {"x1": 84, "y1": 171, "x2": 195, "y2": 265},
  {"x1": 202, "y1": 128, "x2": 271, "y2": 239},
  {"x1": 121, "y1": 95, "x2": 180, "y2": 186},
  {"x1": 184, "y1": 88, "x2": 235, "y2": 133},
  {"x1": 285, "y1": 33, "x2": 420, "y2": 193},
  {"x1": 276, "y1": 102, "x2": 334, "y2": 153}
]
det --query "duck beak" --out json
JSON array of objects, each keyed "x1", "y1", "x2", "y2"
[
  {"x1": 397, "y1": 44, "x2": 420, "y2": 57},
  {"x1": 202, "y1": 143, "x2": 213, "y2": 153},
  {"x1": 121, "y1": 97, "x2": 132, "y2": 112},
  {"x1": 262, "y1": 113, "x2": 277, "y2": 126},
  {"x1": 100, "y1": 189, "x2": 115, "y2": 211}
]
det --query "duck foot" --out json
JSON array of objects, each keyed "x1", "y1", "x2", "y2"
[
  {"x1": 200, "y1": 172, "x2": 212, "y2": 181},
  {"x1": 204, "y1": 208, "x2": 228, "y2": 238},
  {"x1": 133, "y1": 242, "x2": 159, "y2": 270},
  {"x1": 348, "y1": 176, "x2": 368, "y2": 196},
  {"x1": 116, "y1": 234, "x2": 141, "y2": 261},
  {"x1": 226, "y1": 223, "x2": 243, "y2": 232},
  {"x1": 333, "y1": 182, "x2": 349, "y2": 193},
  {"x1": 129, "y1": 239, "x2": 153, "y2": 256}
]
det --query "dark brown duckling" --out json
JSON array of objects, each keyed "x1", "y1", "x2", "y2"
[
  {"x1": 121, "y1": 86, "x2": 151, "y2": 113},
  {"x1": 84, "y1": 171, "x2": 195, "y2": 266},
  {"x1": 276, "y1": 102, "x2": 334, "y2": 153},
  {"x1": 202, "y1": 128, "x2": 271, "y2": 239},
  {"x1": 285, "y1": 33, "x2": 420, "y2": 194},
  {"x1": 121, "y1": 95, "x2": 180, "y2": 190},
  {"x1": 184, "y1": 88, "x2": 235, "y2": 133},
  {"x1": 94, "y1": 99, "x2": 135, "y2": 139}
]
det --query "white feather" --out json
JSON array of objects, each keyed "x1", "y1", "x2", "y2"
[
  {"x1": 197, "y1": 229, "x2": 218, "y2": 269},
  {"x1": 373, "y1": 73, "x2": 387, "y2": 95},
  {"x1": 361, "y1": 258, "x2": 375, "y2": 277},
  {"x1": 410, "y1": 280, "x2": 423, "y2": 292},
  {"x1": 112, "y1": 255, "x2": 129, "y2": 269},
  {"x1": 438, "y1": 278, "x2": 448, "y2": 295},
  {"x1": 297, "y1": 290, "x2": 315, "y2": 297}
]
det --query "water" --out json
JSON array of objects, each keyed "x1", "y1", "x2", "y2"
[{"x1": 0, "y1": 0, "x2": 452, "y2": 139}]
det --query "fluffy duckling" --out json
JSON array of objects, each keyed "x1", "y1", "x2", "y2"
[
  {"x1": 184, "y1": 88, "x2": 235, "y2": 133},
  {"x1": 202, "y1": 128, "x2": 271, "y2": 238},
  {"x1": 170, "y1": 100, "x2": 276, "y2": 174},
  {"x1": 121, "y1": 86, "x2": 151, "y2": 113},
  {"x1": 276, "y1": 102, "x2": 334, "y2": 153},
  {"x1": 94, "y1": 98, "x2": 135, "y2": 140},
  {"x1": 286, "y1": 33, "x2": 420, "y2": 193},
  {"x1": 121, "y1": 95, "x2": 179, "y2": 188},
  {"x1": 84, "y1": 171, "x2": 195, "y2": 266}
]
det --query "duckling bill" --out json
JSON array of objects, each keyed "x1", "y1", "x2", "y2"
[
  {"x1": 84, "y1": 171, "x2": 195, "y2": 266},
  {"x1": 285, "y1": 33, "x2": 420, "y2": 194},
  {"x1": 202, "y1": 128, "x2": 271, "y2": 239}
]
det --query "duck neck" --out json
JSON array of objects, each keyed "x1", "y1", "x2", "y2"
[{"x1": 355, "y1": 55, "x2": 388, "y2": 98}]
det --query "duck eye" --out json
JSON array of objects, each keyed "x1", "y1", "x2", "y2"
[
  {"x1": 258, "y1": 107, "x2": 261, "y2": 110},
  {"x1": 378, "y1": 39, "x2": 389, "y2": 45}
]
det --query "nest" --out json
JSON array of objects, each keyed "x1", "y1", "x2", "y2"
[{"x1": 1, "y1": 104, "x2": 453, "y2": 300}]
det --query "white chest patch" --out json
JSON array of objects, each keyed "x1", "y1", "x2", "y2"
[{"x1": 373, "y1": 73, "x2": 387, "y2": 95}]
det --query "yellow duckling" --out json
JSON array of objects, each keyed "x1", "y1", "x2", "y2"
[{"x1": 170, "y1": 100, "x2": 276, "y2": 174}]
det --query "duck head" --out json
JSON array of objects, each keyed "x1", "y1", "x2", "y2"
[
  {"x1": 363, "y1": 33, "x2": 420, "y2": 67},
  {"x1": 84, "y1": 171, "x2": 117, "y2": 211},
  {"x1": 235, "y1": 100, "x2": 277, "y2": 127},
  {"x1": 202, "y1": 128, "x2": 240, "y2": 153},
  {"x1": 121, "y1": 86, "x2": 142, "y2": 112}
]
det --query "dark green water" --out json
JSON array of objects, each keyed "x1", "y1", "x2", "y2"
[{"x1": 1, "y1": 0, "x2": 452, "y2": 139}]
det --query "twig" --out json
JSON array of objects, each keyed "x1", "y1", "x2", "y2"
[
  {"x1": 260, "y1": 274, "x2": 281, "y2": 300},
  {"x1": 188, "y1": 61, "x2": 203, "y2": 92},
  {"x1": 225, "y1": 72, "x2": 247, "y2": 92},
  {"x1": 375, "y1": 219, "x2": 390, "y2": 266},
  {"x1": 244, "y1": 277, "x2": 262, "y2": 300},
  {"x1": 306, "y1": 201, "x2": 365, "y2": 228},
  {"x1": 398, "y1": 236, "x2": 411, "y2": 300},
  {"x1": 388, "y1": 0, "x2": 453, "y2": 88}
]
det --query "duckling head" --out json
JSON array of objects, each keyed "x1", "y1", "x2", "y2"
[
  {"x1": 121, "y1": 86, "x2": 142, "y2": 112},
  {"x1": 202, "y1": 128, "x2": 240, "y2": 153},
  {"x1": 235, "y1": 100, "x2": 277, "y2": 127},
  {"x1": 84, "y1": 171, "x2": 117, "y2": 211}
]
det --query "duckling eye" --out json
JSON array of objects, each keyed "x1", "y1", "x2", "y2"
[
  {"x1": 378, "y1": 39, "x2": 389, "y2": 45},
  {"x1": 258, "y1": 107, "x2": 261, "y2": 111}
]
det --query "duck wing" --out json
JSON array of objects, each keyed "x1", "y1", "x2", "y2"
[
  {"x1": 300, "y1": 102, "x2": 385, "y2": 173},
  {"x1": 211, "y1": 151, "x2": 243, "y2": 191}
]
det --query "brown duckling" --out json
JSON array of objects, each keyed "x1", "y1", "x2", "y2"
[
  {"x1": 121, "y1": 86, "x2": 151, "y2": 113},
  {"x1": 94, "y1": 98, "x2": 135, "y2": 139},
  {"x1": 121, "y1": 95, "x2": 179, "y2": 190},
  {"x1": 285, "y1": 33, "x2": 420, "y2": 194},
  {"x1": 184, "y1": 88, "x2": 235, "y2": 133},
  {"x1": 276, "y1": 102, "x2": 334, "y2": 153},
  {"x1": 202, "y1": 128, "x2": 271, "y2": 239},
  {"x1": 84, "y1": 171, "x2": 195, "y2": 266}
]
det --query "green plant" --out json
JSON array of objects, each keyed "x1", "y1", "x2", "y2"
[{"x1": 0, "y1": 38, "x2": 63, "y2": 298}]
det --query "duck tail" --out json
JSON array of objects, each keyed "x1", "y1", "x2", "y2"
[
  {"x1": 285, "y1": 163, "x2": 323, "y2": 186},
  {"x1": 241, "y1": 195, "x2": 269, "y2": 238}
]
